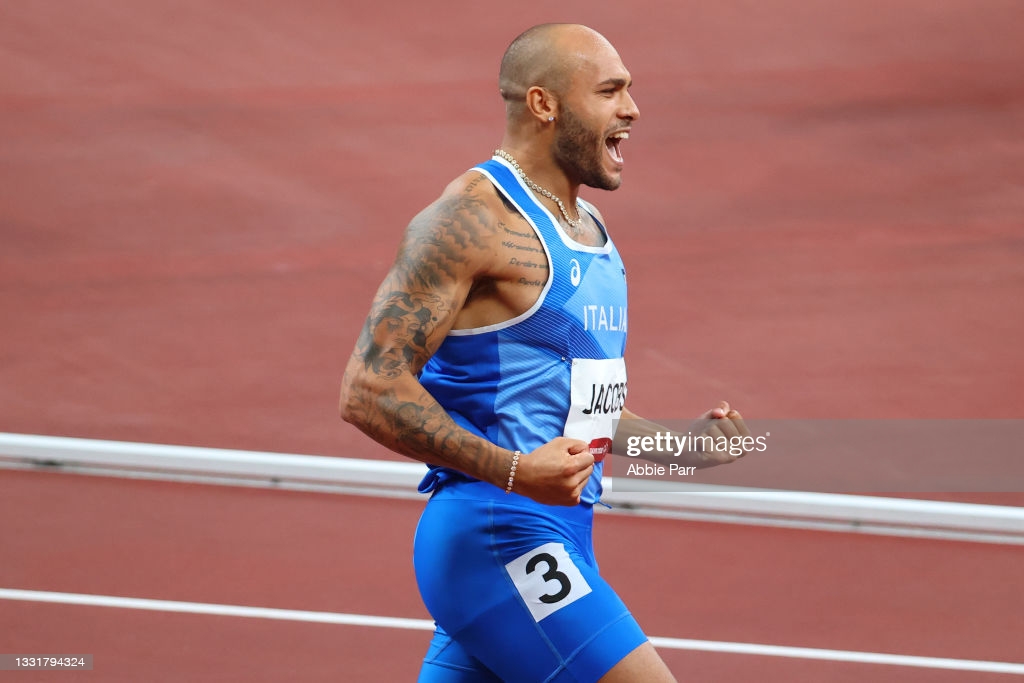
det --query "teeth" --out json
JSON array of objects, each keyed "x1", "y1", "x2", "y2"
[{"x1": 609, "y1": 132, "x2": 630, "y2": 140}]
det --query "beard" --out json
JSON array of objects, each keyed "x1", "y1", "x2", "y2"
[{"x1": 553, "y1": 105, "x2": 621, "y2": 191}]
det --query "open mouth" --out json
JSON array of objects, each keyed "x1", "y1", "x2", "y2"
[{"x1": 605, "y1": 130, "x2": 629, "y2": 164}]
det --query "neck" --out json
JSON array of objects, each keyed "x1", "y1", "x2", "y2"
[
  {"x1": 493, "y1": 148, "x2": 582, "y2": 229},
  {"x1": 495, "y1": 140, "x2": 579, "y2": 205}
]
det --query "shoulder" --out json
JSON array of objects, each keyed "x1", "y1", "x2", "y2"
[
  {"x1": 406, "y1": 169, "x2": 503, "y2": 240},
  {"x1": 432, "y1": 168, "x2": 503, "y2": 215},
  {"x1": 393, "y1": 169, "x2": 506, "y2": 280}
]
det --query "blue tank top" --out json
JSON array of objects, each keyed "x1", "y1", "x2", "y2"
[{"x1": 417, "y1": 155, "x2": 628, "y2": 506}]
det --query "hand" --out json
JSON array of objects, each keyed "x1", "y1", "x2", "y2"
[
  {"x1": 692, "y1": 401, "x2": 753, "y2": 465},
  {"x1": 512, "y1": 437, "x2": 595, "y2": 506}
]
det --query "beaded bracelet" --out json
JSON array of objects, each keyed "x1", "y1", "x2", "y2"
[{"x1": 504, "y1": 450, "x2": 521, "y2": 494}]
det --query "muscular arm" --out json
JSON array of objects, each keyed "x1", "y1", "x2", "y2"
[
  {"x1": 339, "y1": 174, "x2": 594, "y2": 503},
  {"x1": 339, "y1": 175, "x2": 514, "y2": 488}
]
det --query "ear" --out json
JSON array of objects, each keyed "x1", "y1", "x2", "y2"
[{"x1": 525, "y1": 85, "x2": 558, "y2": 124}]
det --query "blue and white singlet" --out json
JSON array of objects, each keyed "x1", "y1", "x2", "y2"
[{"x1": 417, "y1": 155, "x2": 628, "y2": 506}]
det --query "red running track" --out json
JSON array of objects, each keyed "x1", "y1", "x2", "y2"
[
  {"x1": 1, "y1": 1, "x2": 1022, "y2": 454},
  {"x1": 2, "y1": 469, "x2": 1023, "y2": 681},
  {"x1": 2, "y1": 1, "x2": 1023, "y2": 681}
]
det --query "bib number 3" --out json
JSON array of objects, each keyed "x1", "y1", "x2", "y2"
[{"x1": 505, "y1": 542, "x2": 592, "y2": 622}]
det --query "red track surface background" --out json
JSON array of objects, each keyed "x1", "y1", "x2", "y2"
[{"x1": 1, "y1": 1, "x2": 1022, "y2": 681}]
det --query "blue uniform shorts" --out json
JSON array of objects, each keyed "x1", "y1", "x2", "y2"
[{"x1": 413, "y1": 479, "x2": 648, "y2": 682}]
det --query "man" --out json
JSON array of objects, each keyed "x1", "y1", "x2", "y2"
[{"x1": 340, "y1": 23, "x2": 750, "y2": 682}]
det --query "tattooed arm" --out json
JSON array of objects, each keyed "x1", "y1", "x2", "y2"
[{"x1": 339, "y1": 172, "x2": 594, "y2": 505}]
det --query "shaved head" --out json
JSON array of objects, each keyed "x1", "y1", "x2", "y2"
[
  {"x1": 498, "y1": 24, "x2": 616, "y2": 107},
  {"x1": 495, "y1": 23, "x2": 638, "y2": 193}
]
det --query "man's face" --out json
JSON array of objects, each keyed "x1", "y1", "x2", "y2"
[{"x1": 553, "y1": 47, "x2": 639, "y2": 191}]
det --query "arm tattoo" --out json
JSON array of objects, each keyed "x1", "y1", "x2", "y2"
[
  {"x1": 343, "y1": 178, "x2": 509, "y2": 483},
  {"x1": 355, "y1": 182, "x2": 492, "y2": 373},
  {"x1": 355, "y1": 291, "x2": 448, "y2": 379},
  {"x1": 342, "y1": 376, "x2": 508, "y2": 483}
]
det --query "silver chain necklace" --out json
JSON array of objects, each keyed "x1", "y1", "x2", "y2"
[{"x1": 494, "y1": 149, "x2": 583, "y2": 234}]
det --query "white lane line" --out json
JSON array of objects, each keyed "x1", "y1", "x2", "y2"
[
  {"x1": 3, "y1": 588, "x2": 1023, "y2": 675},
  {"x1": 648, "y1": 636, "x2": 1024, "y2": 675},
  {"x1": 0, "y1": 588, "x2": 433, "y2": 631}
]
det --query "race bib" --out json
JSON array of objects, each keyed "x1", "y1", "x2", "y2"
[
  {"x1": 564, "y1": 358, "x2": 627, "y2": 462},
  {"x1": 505, "y1": 542, "x2": 592, "y2": 622}
]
